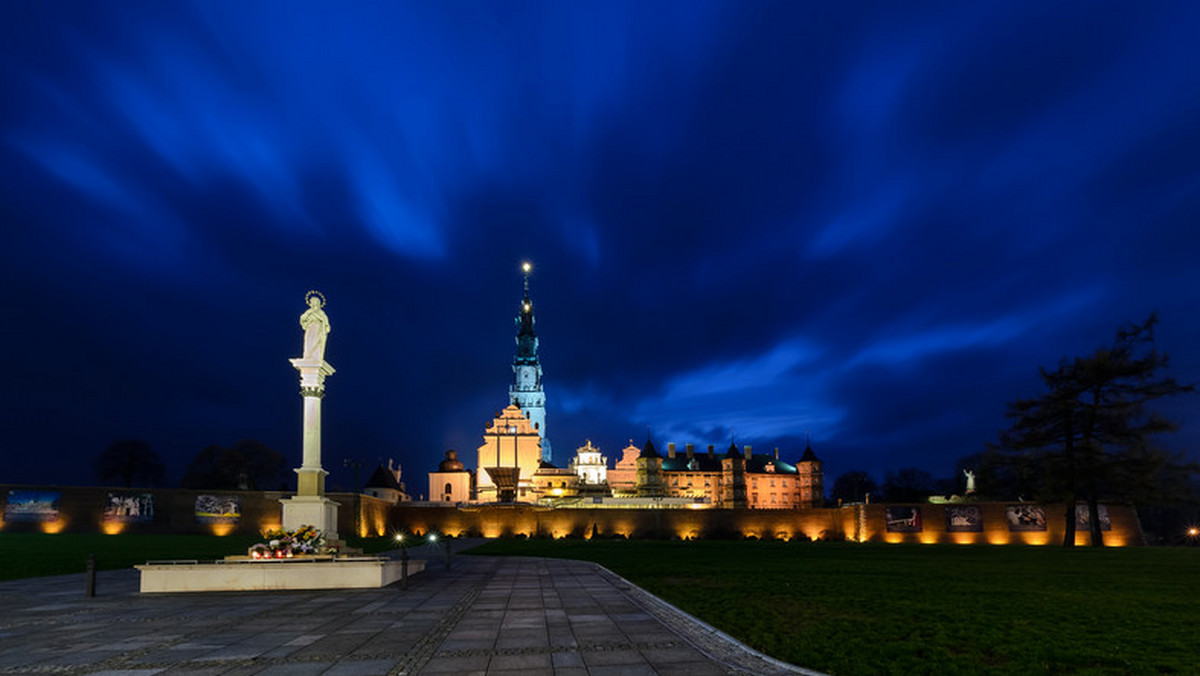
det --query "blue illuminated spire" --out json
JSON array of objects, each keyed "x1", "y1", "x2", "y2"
[{"x1": 509, "y1": 261, "x2": 551, "y2": 462}]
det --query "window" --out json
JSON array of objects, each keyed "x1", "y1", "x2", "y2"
[{"x1": 444, "y1": 482, "x2": 452, "y2": 495}]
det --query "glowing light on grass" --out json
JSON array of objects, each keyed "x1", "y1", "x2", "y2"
[
  {"x1": 209, "y1": 523, "x2": 234, "y2": 536},
  {"x1": 101, "y1": 522, "x2": 126, "y2": 535}
]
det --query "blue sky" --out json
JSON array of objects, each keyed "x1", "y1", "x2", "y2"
[{"x1": 3, "y1": 2, "x2": 1199, "y2": 492}]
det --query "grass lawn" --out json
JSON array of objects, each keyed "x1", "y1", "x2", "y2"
[
  {"x1": 468, "y1": 539, "x2": 1200, "y2": 675},
  {"x1": 0, "y1": 533, "x2": 400, "y2": 582}
]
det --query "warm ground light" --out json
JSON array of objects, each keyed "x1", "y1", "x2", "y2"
[
  {"x1": 468, "y1": 539, "x2": 1199, "y2": 675},
  {"x1": 2, "y1": 534, "x2": 1196, "y2": 674}
]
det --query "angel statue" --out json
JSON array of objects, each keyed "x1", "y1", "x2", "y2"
[{"x1": 300, "y1": 290, "x2": 331, "y2": 360}]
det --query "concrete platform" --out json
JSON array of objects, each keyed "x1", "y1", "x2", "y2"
[
  {"x1": 0, "y1": 541, "x2": 817, "y2": 675},
  {"x1": 137, "y1": 556, "x2": 427, "y2": 592}
]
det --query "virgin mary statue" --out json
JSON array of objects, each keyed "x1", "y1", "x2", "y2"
[{"x1": 300, "y1": 291, "x2": 331, "y2": 360}]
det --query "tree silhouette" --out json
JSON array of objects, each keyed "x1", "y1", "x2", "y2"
[
  {"x1": 881, "y1": 467, "x2": 934, "y2": 503},
  {"x1": 830, "y1": 470, "x2": 878, "y2": 504},
  {"x1": 997, "y1": 315, "x2": 1194, "y2": 546},
  {"x1": 179, "y1": 439, "x2": 288, "y2": 490},
  {"x1": 95, "y1": 439, "x2": 165, "y2": 488}
]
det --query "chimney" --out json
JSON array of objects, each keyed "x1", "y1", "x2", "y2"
[
  {"x1": 743, "y1": 445, "x2": 752, "y2": 460},
  {"x1": 668, "y1": 443, "x2": 676, "y2": 459},
  {"x1": 707, "y1": 444, "x2": 715, "y2": 458},
  {"x1": 685, "y1": 443, "x2": 695, "y2": 458}
]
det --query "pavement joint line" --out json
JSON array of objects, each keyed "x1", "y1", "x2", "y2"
[{"x1": 386, "y1": 560, "x2": 495, "y2": 675}]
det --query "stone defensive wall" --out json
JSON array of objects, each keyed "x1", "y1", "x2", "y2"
[
  {"x1": 0, "y1": 484, "x2": 390, "y2": 538},
  {"x1": 388, "y1": 501, "x2": 1144, "y2": 546},
  {"x1": 1, "y1": 485, "x2": 1142, "y2": 546}
]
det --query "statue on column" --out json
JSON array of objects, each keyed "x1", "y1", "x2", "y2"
[{"x1": 300, "y1": 290, "x2": 330, "y2": 361}]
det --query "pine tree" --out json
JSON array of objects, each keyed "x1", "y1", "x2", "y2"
[{"x1": 997, "y1": 315, "x2": 1194, "y2": 546}]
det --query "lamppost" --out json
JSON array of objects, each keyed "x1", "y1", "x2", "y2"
[{"x1": 343, "y1": 458, "x2": 362, "y2": 538}]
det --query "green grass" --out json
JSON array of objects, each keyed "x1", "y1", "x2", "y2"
[
  {"x1": 0, "y1": 533, "x2": 402, "y2": 581},
  {"x1": 468, "y1": 539, "x2": 1200, "y2": 675}
]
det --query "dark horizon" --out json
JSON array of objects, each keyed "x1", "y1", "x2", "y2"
[{"x1": 3, "y1": 2, "x2": 1199, "y2": 494}]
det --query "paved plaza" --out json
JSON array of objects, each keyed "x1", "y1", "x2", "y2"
[{"x1": 0, "y1": 543, "x2": 811, "y2": 675}]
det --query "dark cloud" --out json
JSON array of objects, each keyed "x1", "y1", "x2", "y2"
[{"x1": 3, "y1": 2, "x2": 1199, "y2": 491}]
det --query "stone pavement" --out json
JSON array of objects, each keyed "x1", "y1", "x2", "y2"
[{"x1": 0, "y1": 543, "x2": 816, "y2": 675}]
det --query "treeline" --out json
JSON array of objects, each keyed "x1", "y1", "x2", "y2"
[{"x1": 94, "y1": 438, "x2": 289, "y2": 492}]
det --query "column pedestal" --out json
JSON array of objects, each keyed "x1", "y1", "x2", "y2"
[{"x1": 281, "y1": 357, "x2": 339, "y2": 543}]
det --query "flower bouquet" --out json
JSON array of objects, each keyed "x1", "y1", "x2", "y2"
[{"x1": 248, "y1": 525, "x2": 325, "y2": 559}]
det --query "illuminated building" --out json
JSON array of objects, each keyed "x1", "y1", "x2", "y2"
[
  {"x1": 635, "y1": 438, "x2": 666, "y2": 497},
  {"x1": 532, "y1": 461, "x2": 579, "y2": 498},
  {"x1": 361, "y1": 460, "x2": 409, "y2": 504},
  {"x1": 475, "y1": 405, "x2": 544, "y2": 502},
  {"x1": 608, "y1": 442, "x2": 641, "y2": 495},
  {"x1": 569, "y1": 440, "x2": 609, "y2": 494},
  {"x1": 427, "y1": 450, "x2": 472, "y2": 504},
  {"x1": 509, "y1": 262, "x2": 552, "y2": 462}
]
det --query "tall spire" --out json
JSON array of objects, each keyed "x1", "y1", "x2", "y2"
[
  {"x1": 515, "y1": 261, "x2": 537, "y2": 360},
  {"x1": 510, "y1": 261, "x2": 551, "y2": 462}
]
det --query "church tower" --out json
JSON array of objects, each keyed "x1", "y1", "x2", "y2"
[{"x1": 509, "y1": 262, "x2": 552, "y2": 462}]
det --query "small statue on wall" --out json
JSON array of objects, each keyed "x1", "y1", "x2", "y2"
[{"x1": 963, "y1": 469, "x2": 977, "y2": 494}]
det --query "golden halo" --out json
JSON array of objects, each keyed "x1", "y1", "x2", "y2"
[{"x1": 305, "y1": 290, "x2": 326, "y2": 307}]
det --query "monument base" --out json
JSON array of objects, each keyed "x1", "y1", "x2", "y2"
[
  {"x1": 136, "y1": 557, "x2": 425, "y2": 593},
  {"x1": 281, "y1": 495, "x2": 340, "y2": 543}
]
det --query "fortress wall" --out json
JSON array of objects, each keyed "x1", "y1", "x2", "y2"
[
  {"x1": 389, "y1": 501, "x2": 1143, "y2": 546},
  {"x1": 0, "y1": 484, "x2": 388, "y2": 539},
  {"x1": 0, "y1": 485, "x2": 1143, "y2": 546}
]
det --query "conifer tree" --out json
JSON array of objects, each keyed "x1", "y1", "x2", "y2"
[{"x1": 997, "y1": 315, "x2": 1194, "y2": 546}]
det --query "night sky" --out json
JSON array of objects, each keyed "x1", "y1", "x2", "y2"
[{"x1": 4, "y1": 2, "x2": 1199, "y2": 494}]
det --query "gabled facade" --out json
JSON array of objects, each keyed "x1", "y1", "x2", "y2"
[{"x1": 475, "y1": 404, "x2": 544, "y2": 502}]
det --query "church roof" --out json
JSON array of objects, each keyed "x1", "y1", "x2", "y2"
[
  {"x1": 800, "y1": 442, "x2": 820, "y2": 463},
  {"x1": 438, "y1": 449, "x2": 466, "y2": 472},
  {"x1": 363, "y1": 465, "x2": 402, "y2": 491},
  {"x1": 639, "y1": 437, "x2": 660, "y2": 459}
]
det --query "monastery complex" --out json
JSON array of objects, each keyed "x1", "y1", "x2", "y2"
[{"x1": 419, "y1": 263, "x2": 824, "y2": 511}]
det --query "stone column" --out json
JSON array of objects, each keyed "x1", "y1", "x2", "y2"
[{"x1": 280, "y1": 357, "x2": 340, "y2": 542}]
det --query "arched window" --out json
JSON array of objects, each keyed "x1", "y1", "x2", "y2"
[{"x1": 444, "y1": 482, "x2": 452, "y2": 495}]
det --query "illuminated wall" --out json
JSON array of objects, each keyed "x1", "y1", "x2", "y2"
[
  {"x1": 0, "y1": 484, "x2": 391, "y2": 538},
  {"x1": 849, "y1": 502, "x2": 1142, "y2": 546},
  {"x1": 387, "y1": 501, "x2": 1143, "y2": 546},
  {"x1": 0, "y1": 485, "x2": 1143, "y2": 547}
]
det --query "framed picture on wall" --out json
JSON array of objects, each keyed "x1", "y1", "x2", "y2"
[
  {"x1": 1006, "y1": 504, "x2": 1047, "y2": 531},
  {"x1": 945, "y1": 505, "x2": 983, "y2": 532},
  {"x1": 886, "y1": 506, "x2": 922, "y2": 532},
  {"x1": 103, "y1": 493, "x2": 154, "y2": 523},
  {"x1": 194, "y1": 495, "x2": 241, "y2": 524},
  {"x1": 4, "y1": 490, "x2": 60, "y2": 522},
  {"x1": 1075, "y1": 503, "x2": 1111, "y2": 531}
]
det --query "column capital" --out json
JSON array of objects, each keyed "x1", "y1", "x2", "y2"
[{"x1": 300, "y1": 386, "x2": 325, "y2": 399}]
